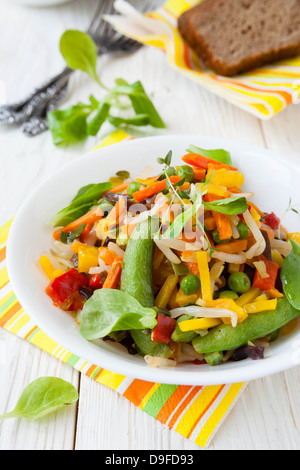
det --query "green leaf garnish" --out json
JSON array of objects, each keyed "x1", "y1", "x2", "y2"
[
  {"x1": 51, "y1": 182, "x2": 112, "y2": 227},
  {"x1": 80, "y1": 289, "x2": 157, "y2": 340},
  {"x1": 0, "y1": 377, "x2": 78, "y2": 421},
  {"x1": 59, "y1": 30, "x2": 104, "y2": 86},
  {"x1": 187, "y1": 145, "x2": 232, "y2": 165},
  {"x1": 203, "y1": 196, "x2": 248, "y2": 215}
]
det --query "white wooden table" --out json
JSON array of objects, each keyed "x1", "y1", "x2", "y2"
[{"x1": 1, "y1": 0, "x2": 300, "y2": 450}]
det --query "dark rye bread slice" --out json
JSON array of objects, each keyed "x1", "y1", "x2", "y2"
[{"x1": 178, "y1": 0, "x2": 300, "y2": 76}]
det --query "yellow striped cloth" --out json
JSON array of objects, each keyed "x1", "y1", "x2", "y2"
[
  {"x1": 105, "y1": 0, "x2": 300, "y2": 119},
  {"x1": 0, "y1": 129, "x2": 247, "y2": 448}
]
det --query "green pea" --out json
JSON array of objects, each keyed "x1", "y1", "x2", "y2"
[
  {"x1": 228, "y1": 272, "x2": 251, "y2": 294},
  {"x1": 177, "y1": 165, "x2": 194, "y2": 183},
  {"x1": 181, "y1": 274, "x2": 200, "y2": 295},
  {"x1": 237, "y1": 221, "x2": 250, "y2": 239},
  {"x1": 218, "y1": 290, "x2": 239, "y2": 301},
  {"x1": 211, "y1": 229, "x2": 231, "y2": 245},
  {"x1": 165, "y1": 166, "x2": 176, "y2": 177},
  {"x1": 127, "y1": 181, "x2": 141, "y2": 197}
]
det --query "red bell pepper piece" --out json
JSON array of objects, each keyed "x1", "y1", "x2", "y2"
[
  {"x1": 45, "y1": 268, "x2": 88, "y2": 306},
  {"x1": 151, "y1": 313, "x2": 176, "y2": 344},
  {"x1": 264, "y1": 212, "x2": 280, "y2": 230},
  {"x1": 89, "y1": 273, "x2": 103, "y2": 290},
  {"x1": 67, "y1": 293, "x2": 84, "y2": 312},
  {"x1": 252, "y1": 258, "x2": 279, "y2": 291}
]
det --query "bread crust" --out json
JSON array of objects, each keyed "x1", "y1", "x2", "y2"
[{"x1": 178, "y1": 0, "x2": 300, "y2": 76}]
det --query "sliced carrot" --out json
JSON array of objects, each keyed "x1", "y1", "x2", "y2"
[
  {"x1": 106, "y1": 197, "x2": 126, "y2": 229},
  {"x1": 204, "y1": 215, "x2": 217, "y2": 231},
  {"x1": 213, "y1": 212, "x2": 232, "y2": 240},
  {"x1": 182, "y1": 153, "x2": 238, "y2": 171},
  {"x1": 119, "y1": 223, "x2": 137, "y2": 237},
  {"x1": 53, "y1": 207, "x2": 103, "y2": 240},
  {"x1": 185, "y1": 262, "x2": 199, "y2": 275},
  {"x1": 132, "y1": 176, "x2": 181, "y2": 203},
  {"x1": 214, "y1": 239, "x2": 248, "y2": 254},
  {"x1": 267, "y1": 288, "x2": 284, "y2": 299},
  {"x1": 228, "y1": 187, "x2": 242, "y2": 194},
  {"x1": 192, "y1": 167, "x2": 206, "y2": 180},
  {"x1": 179, "y1": 182, "x2": 191, "y2": 191},
  {"x1": 261, "y1": 227, "x2": 275, "y2": 240},
  {"x1": 103, "y1": 257, "x2": 123, "y2": 289},
  {"x1": 205, "y1": 193, "x2": 232, "y2": 241},
  {"x1": 98, "y1": 247, "x2": 116, "y2": 266},
  {"x1": 80, "y1": 223, "x2": 92, "y2": 243},
  {"x1": 248, "y1": 201, "x2": 265, "y2": 217},
  {"x1": 103, "y1": 180, "x2": 133, "y2": 195}
]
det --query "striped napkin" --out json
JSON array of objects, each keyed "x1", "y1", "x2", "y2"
[
  {"x1": 0, "y1": 130, "x2": 247, "y2": 449},
  {"x1": 105, "y1": 0, "x2": 300, "y2": 119}
]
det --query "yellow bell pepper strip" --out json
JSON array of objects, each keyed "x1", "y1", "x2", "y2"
[
  {"x1": 288, "y1": 232, "x2": 300, "y2": 244},
  {"x1": 236, "y1": 286, "x2": 261, "y2": 306},
  {"x1": 250, "y1": 207, "x2": 261, "y2": 224},
  {"x1": 153, "y1": 246, "x2": 165, "y2": 271},
  {"x1": 155, "y1": 274, "x2": 179, "y2": 310},
  {"x1": 167, "y1": 286, "x2": 180, "y2": 310},
  {"x1": 280, "y1": 318, "x2": 298, "y2": 336},
  {"x1": 196, "y1": 250, "x2": 212, "y2": 302},
  {"x1": 175, "y1": 287, "x2": 201, "y2": 307},
  {"x1": 228, "y1": 263, "x2": 241, "y2": 273},
  {"x1": 179, "y1": 318, "x2": 221, "y2": 332},
  {"x1": 77, "y1": 245, "x2": 99, "y2": 273},
  {"x1": 271, "y1": 249, "x2": 284, "y2": 268},
  {"x1": 205, "y1": 298, "x2": 248, "y2": 324},
  {"x1": 247, "y1": 201, "x2": 265, "y2": 218},
  {"x1": 196, "y1": 182, "x2": 231, "y2": 198},
  {"x1": 206, "y1": 167, "x2": 245, "y2": 188},
  {"x1": 51, "y1": 269, "x2": 65, "y2": 279},
  {"x1": 39, "y1": 255, "x2": 56, "y2": 280},
  {"x1": 254, "y1": 294, "x2": 269, "y2": 302},
  {"x1": 243, "y1": 299, "x2": 277, "y2": 314},
  {"x1": 39, "y1": 255, "x2": 64, "y2": 281}
]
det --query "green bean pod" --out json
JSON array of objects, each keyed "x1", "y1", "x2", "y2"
[
  {"x1": 121, "y1": 219, "x2": 155, "y2": 308},
  {"x1": 193, "y1": 297, "x2": 300, "y2": 355},
  {"x1": 171, "y1": 315, "x2": 198, "y2": 343},
  {"x1": 121, "y1": 219, "x2": 172, "y2": 358}
]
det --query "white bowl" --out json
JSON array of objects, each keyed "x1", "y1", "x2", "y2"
[
  {"x1": 6, "y1": 135, "x2": 300, "y2": 385},
  {"x1": 11, "y1": 0, "x2": 75, "y2": 7}
]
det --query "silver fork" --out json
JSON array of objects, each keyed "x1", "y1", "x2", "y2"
[{"x1": 0, "y1": 0, "x2": 156, "y2": 137}]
